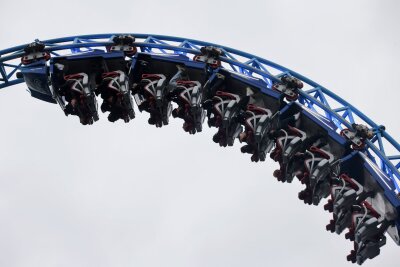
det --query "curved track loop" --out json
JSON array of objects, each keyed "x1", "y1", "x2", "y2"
[
  {"x1": 0, "y1": 34, "x2": 399, "y2": 190},
  {"x1": 0, "y1": 34, "x2": 399, "y2": 264}
]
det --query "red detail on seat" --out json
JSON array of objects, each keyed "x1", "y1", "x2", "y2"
[
  {"x1": 142, "y1": 74, "x2": 163, "y2": 80},
  {"x1": 64, "y1": 73, "x2": 84, "y2": 80},
  {"x1": 247, "y1": 104, "x2": 268, "y2": 114},
  {"x1": 215, "y1": 90, "x2": 237, "y2": 100},
  {"x1": 340, "y1": 174, "x2": 359, "y2": 190},
  {"x1": 176, "y1": 80, "x2": 197, "y2": 87},
  {"x1": 309, "y1": 146, "x2": 331, "y2": 159},
  {"x1": 362, "y1": 201, "x2": 380, "y2": 218},
  {"x1": 102, "y1": 71, "x2": 120, "y2": 78},
  {"x1": 287, "y1": 125, "x2": 304, "y2": 137}
]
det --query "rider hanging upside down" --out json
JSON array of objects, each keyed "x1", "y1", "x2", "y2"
[
  {"x1": 170, "y1": 80, "x2": 205, "y2": 134},
  {"x1": 135, "y1": 74, "x2": 170, "y2": 127},
  {"x1": 60, "y1": 73, "x2": 94, "y2": 125},
  {"x1": 238, "y1": 104, "x2": 277, "y2": 162},
  {"x1": 96, "y1": 70, "x2": 135, "y2": 123}
]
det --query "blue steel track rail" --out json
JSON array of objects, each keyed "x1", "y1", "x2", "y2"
[{"x1": 0, "y1": 33, "x2": 399, "y2": 194}]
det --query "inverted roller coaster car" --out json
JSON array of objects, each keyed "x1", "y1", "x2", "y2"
[
  {"x1": 202, "y1": 68, "x2": 282, "y2": 151},
  {"x1": 346, "y1": 201, "x2": 388, "y2": 264},
  {"x1": 341, "y1": 152, "x2": 400, "y2": 243},
  {"x1": 130, "y1": 52, "x2": 210, "y2": 130},
  {"x1": 271, "y1": 102, "x2": 347, "y2": 183},
  {"x1": 50, "y1": 50, "x2": 128, "y2": 124},
  {"x1": 321, "y1": 151, "x2": 400, "y2": 264}
]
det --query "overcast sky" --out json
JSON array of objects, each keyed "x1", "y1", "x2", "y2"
[{"x1": 0, "y1": 1, "x2": 399, "y2": 267}]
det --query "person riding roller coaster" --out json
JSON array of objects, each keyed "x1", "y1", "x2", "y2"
[
  {"x1": 60, "y1": 73, "x2": 94, "y2": 125},
  {"x1": 135, "y1": 73, "x2": 170, "y2": 127},
  {"x1": 168, "y1": 66, "x2": 205, "y2": 134},
  {"x1": 96, "y1": 70, "x2": 134, "y2": 123},
  {"x1": 238, "y1": 104, "x2": 277, "y2": 162},
  {"x1": 269, "y1": 113, "x2": 329, "y2": 183}
]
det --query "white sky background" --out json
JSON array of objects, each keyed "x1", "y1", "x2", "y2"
[{"x1": 0, "y1": 0, "x2": 399, "y2": 266}]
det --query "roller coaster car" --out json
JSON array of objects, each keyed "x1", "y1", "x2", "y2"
[
  {"x1": 343, "y1": 152, "x2": 400, "y2": 240},
  {"x1": 212, "y1": 69, "x2": 282, "y2": 156},
  {"x1": 129, "y1": 53, "x2": 208, "y2": 130},
  {"x1": 272, "y1": 74, "x2": 303, "y2": 101},
  {"x1": 346, "y1": 202, "x2": 388, "y2": 264},
  {"x1": 97, "y1": 70, "x2": 135, "y2": 123},
  {"x1": 238, "y1": 105, "x2": 278, "y2": 162},
  {"x1": 50, "y1": 50, "x2": 127, "y2": 124},
  {"x1": 270, "y1": 102, "x2": 347, "y2": 183},
  {"x1": 202, "y1": 69, "x2": 281, "y2": 150},
  {"x1": 322, "y1": 151, "x2": 400, "y2": 264}
]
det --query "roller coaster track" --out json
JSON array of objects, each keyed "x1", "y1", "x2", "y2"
[{"x1": 0, "y1": 33, "x2": 399, "y2": 264}]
